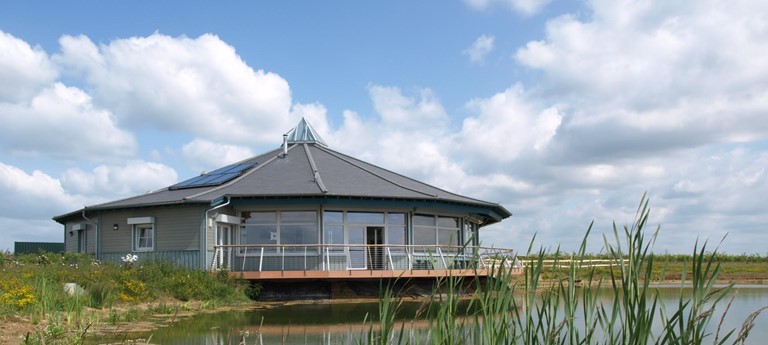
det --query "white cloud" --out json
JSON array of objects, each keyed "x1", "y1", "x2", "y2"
[
  {"x1": 515, "y1": 0, "x2": 768, "y2": 148},
  {"x1": 0, "y1": 31, "x2": 58, "y2": 103},
  {"x1": 61, "y1": 161, "x2": 178, "y2": 198},
  {"x1": 464, "y1": 0, "x2": 552, "y2": 15},
  {"x1": 464, "y1": 35, "x2": 495, "y2": 64},
  {"x1": 0, "y1": 83, "x2": 137, "y2": 160},
  {"x1": 368, "y1": 85, "x2": 448, "y2": 130},
  {"x1": 0, "y1": 162, "x2": 85, "y2": 220},
  {"x1": 326, "y1": 86, "x2": 456, "y2": 184},
  {"x1": 181, "y1": 139, "x2": 254, "y2": 173},
  {"x1": 459, "y1": 85, "x2": 562, "y2": 163},
  {"x1": 54, "y1": 33, "x2": 297, "y2": 147}
]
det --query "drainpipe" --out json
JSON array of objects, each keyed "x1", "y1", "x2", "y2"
[
  {"x1": 204, "y1": 196, "x2": 231, "y2": 270},
  {"x1": 81, "y1": 207, "x2": 98, "y2": 257}
]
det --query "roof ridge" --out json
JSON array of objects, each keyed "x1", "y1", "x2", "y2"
[
  {"x1": 184, "y1": 146, "x2": 293, "y2": 200},
  {"x1": 303, "y1": 143, "x2": 328, "y2": 193},
  {"x1": 316, "y1": 145, "x2": 439, "y2": 198}
]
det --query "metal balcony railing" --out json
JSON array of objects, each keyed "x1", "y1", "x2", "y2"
[{"x1": 211, "y1": 244, "x2": 520, "y2": 273}]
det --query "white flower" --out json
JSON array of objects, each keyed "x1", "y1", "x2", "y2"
[{"x1": 121, "y1": 254, "x2": 139, "y2": 263}]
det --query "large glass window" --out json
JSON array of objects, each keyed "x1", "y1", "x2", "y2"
[
  {"x1": 323, "y1": 211, "x2": 344, "y2": 252},
  {"x1": 323, "y1": 211, "x2": 408, "y2": 250},
  {"x1": 347, "y1": 212, "x2": 384, "y2": 224},
  {"x1": 240, "y1": 211, "x2": 318, "y2": 253},
  {"x1": 133, "y1": 224, "x2": 154, "y2": 252},
  {"x1": 463, "y1": 222, "x2": 478, "y2": 247},
  {"x1": 438, "y1": 216, "x2": 460, "y2": 247},
  {"x1": 413, "y1": 214, "x2": 459, "y2": 248},
  {"x1": 281, "y1": 211, "x2": 318, "y2": 252},
  {"x1": 413, "y1": 215, "x2": 436, "y2": 246}
]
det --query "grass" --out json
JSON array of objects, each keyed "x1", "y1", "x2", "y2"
[
  {"x1": 362, "y1": 194, "x2": 767, "y2": 344},
  {"x1": 0, "y1": 253, "x2": 258, "y2": 343}
]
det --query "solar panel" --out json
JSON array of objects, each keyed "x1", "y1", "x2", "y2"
[{"x1": 169, "y1": 162, "x2": 257, "y2": 190}]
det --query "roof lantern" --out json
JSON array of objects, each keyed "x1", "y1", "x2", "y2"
[{"x1": 285, "y1": 117, "x2": 327, "y2": 147}]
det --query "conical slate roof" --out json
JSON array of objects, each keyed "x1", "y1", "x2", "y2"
[{"x1": 54, "y1": 119, "x2": 511, "y2": 223}]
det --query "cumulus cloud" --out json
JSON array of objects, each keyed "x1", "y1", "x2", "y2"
[
  {"x1": 61, "y1": 161, "x2": 178, "y2": 198},
  {"x1": 452, "y1": 0, "x2": 768, "y2": 253},
  {"x1": 515, "y1": 0, "x2": 768, "y2": 156},
  {"x1": 0, "y1": 162, "x2": 85, "y2": 220},
  {"x1": 368, "y1": 85, "x2": 448, "y2": 130},
  {"x1": 0, "y1": 31, "x2": 58, "y2": 103},
  {"x1": 54, "y1": 33, "x2": 297, "y2": 146},
  {"x1": 464, "y1": 0, "x2": 552, "y2": 15},
  {"x1": 181, "y1": 139, "x2": 254, "y2": 173},
  {"x1": 326, "y1": 86, "x2": 456, "y2": 183},
  {"x1": 0, "y1": 83, "x2": 136, "y2": 160},
  {"x1": 464, "y1": 35, "x2": 495, "y2": 64},
  {"x1": 459, "y1": 84, "x2": 562, "y2": 163}
]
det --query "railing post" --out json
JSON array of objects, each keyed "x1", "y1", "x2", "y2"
[
  {"x1": 242, "y1": 245, "x2": 248, "y2": 272},
  {"x1": 437, "y1": 248, "x2": 447, "y2": 269},
  {"x1": 304, "y1": 246, "x2": 307, "y2": 271},
  {"x1": 259, "y1": 247, "x2": 263, "y2": 272},
  {"x1": 345, "y1": 246, "x2": 351, "y2": 270},
  {"x1": 282, "y1": 246, "x2": 285, "y2": 272},
  {"x1": 407, "y1": 246, "x2": 412, "y2": 270}
]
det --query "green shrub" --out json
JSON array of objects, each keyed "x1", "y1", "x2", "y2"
[{"x1": 244, "y1": 281, "x2": 262, "y2": 300}]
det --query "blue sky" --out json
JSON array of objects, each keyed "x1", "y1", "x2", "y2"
[{"x1": 1, "y1": 0, "x2": 766, "y2": 254}]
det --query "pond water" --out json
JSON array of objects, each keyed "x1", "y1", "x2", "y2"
[{"x1": 100, "y1": 285, "x2": 768, "y2": 345}]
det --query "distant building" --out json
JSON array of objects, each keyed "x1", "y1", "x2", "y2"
[
  {"x1": 54, "y1": 119, "x2": 515, "y2": 280},
  {"x1": 14, "y1": 242, "x2": 65, "y2": 254}
]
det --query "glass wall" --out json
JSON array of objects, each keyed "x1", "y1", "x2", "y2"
[
  {"x1": 322, "y1": 211, "x2": 406, "y2": 249},
  {"x1": 413, "y1": 214, "x2": 460, "y2": 248},
  {"x1": 240, "y1": 211, "x2": 318, "y2": 253}
]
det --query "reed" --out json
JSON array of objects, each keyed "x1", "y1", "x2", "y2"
[{"x1": 363, "y1": 194, "x2": 765, "y2": 344}]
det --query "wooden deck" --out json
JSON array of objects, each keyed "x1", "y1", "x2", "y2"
[{"x1": 232, "y1": 267, "x2": 522, "y2": 280}]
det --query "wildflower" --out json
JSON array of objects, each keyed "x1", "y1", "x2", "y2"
[{"x1": 121, "y1": 254, "x2": 139, "y2": 264}]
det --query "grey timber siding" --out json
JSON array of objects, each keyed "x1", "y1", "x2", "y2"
[
  {"x1": 64, "y1": 221, "x2": 92, "y2": 253},
  {"x1": 87, "y1": 225, "x2": 96, "y2": 254},
  {"x1": 99, "y1": 205, "x2": 205, "y2": 253},
  {"x1": 64, "y1": 222, "x2": 76, "y2": 252},
  {"x1": 101, "y1": 250, "x2": 200, "y2": 269},
  {"x1": 100, "y1": 211, "x2": 133, "y2": 252},
  {"x1": 156, "y1": 206, "x2": 205, "y2": 251}
]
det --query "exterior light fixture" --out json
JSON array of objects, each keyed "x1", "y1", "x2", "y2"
[
  {"x1": 113, "y1": 224, "x2": 119, "y2": 231},
  {"x1": 69, "y1": 231, "x2": 74, "y2": 237}
]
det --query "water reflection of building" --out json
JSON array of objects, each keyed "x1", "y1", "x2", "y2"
[{"x1": 54, "y1": 118, "x2": 519, "y2": 289}]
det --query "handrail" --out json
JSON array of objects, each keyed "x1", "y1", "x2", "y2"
[
  {"x1": 215, "y1": 243, "x2": 517, "y2": 251},
  {"x1": 210, "y1": 243, "x2": 518, "y2": 273}
]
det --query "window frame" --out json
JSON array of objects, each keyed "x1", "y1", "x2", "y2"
[
  {"x1": 322, "y1": 210, "x2": 408, "y2": 255},
  {"x1": 412, "y1": 214, "x2": 461, "y2": 248},
  {"x1": 133, "y1": 223, "x2": 155, "y2": 252},
  {"x1": 237, "y1": 210, "x2": 319, "y2": 256}
]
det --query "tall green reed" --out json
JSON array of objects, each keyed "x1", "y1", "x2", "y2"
[{"x1": 365, "y1": 194, "x2": 764, "y2": 344}]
